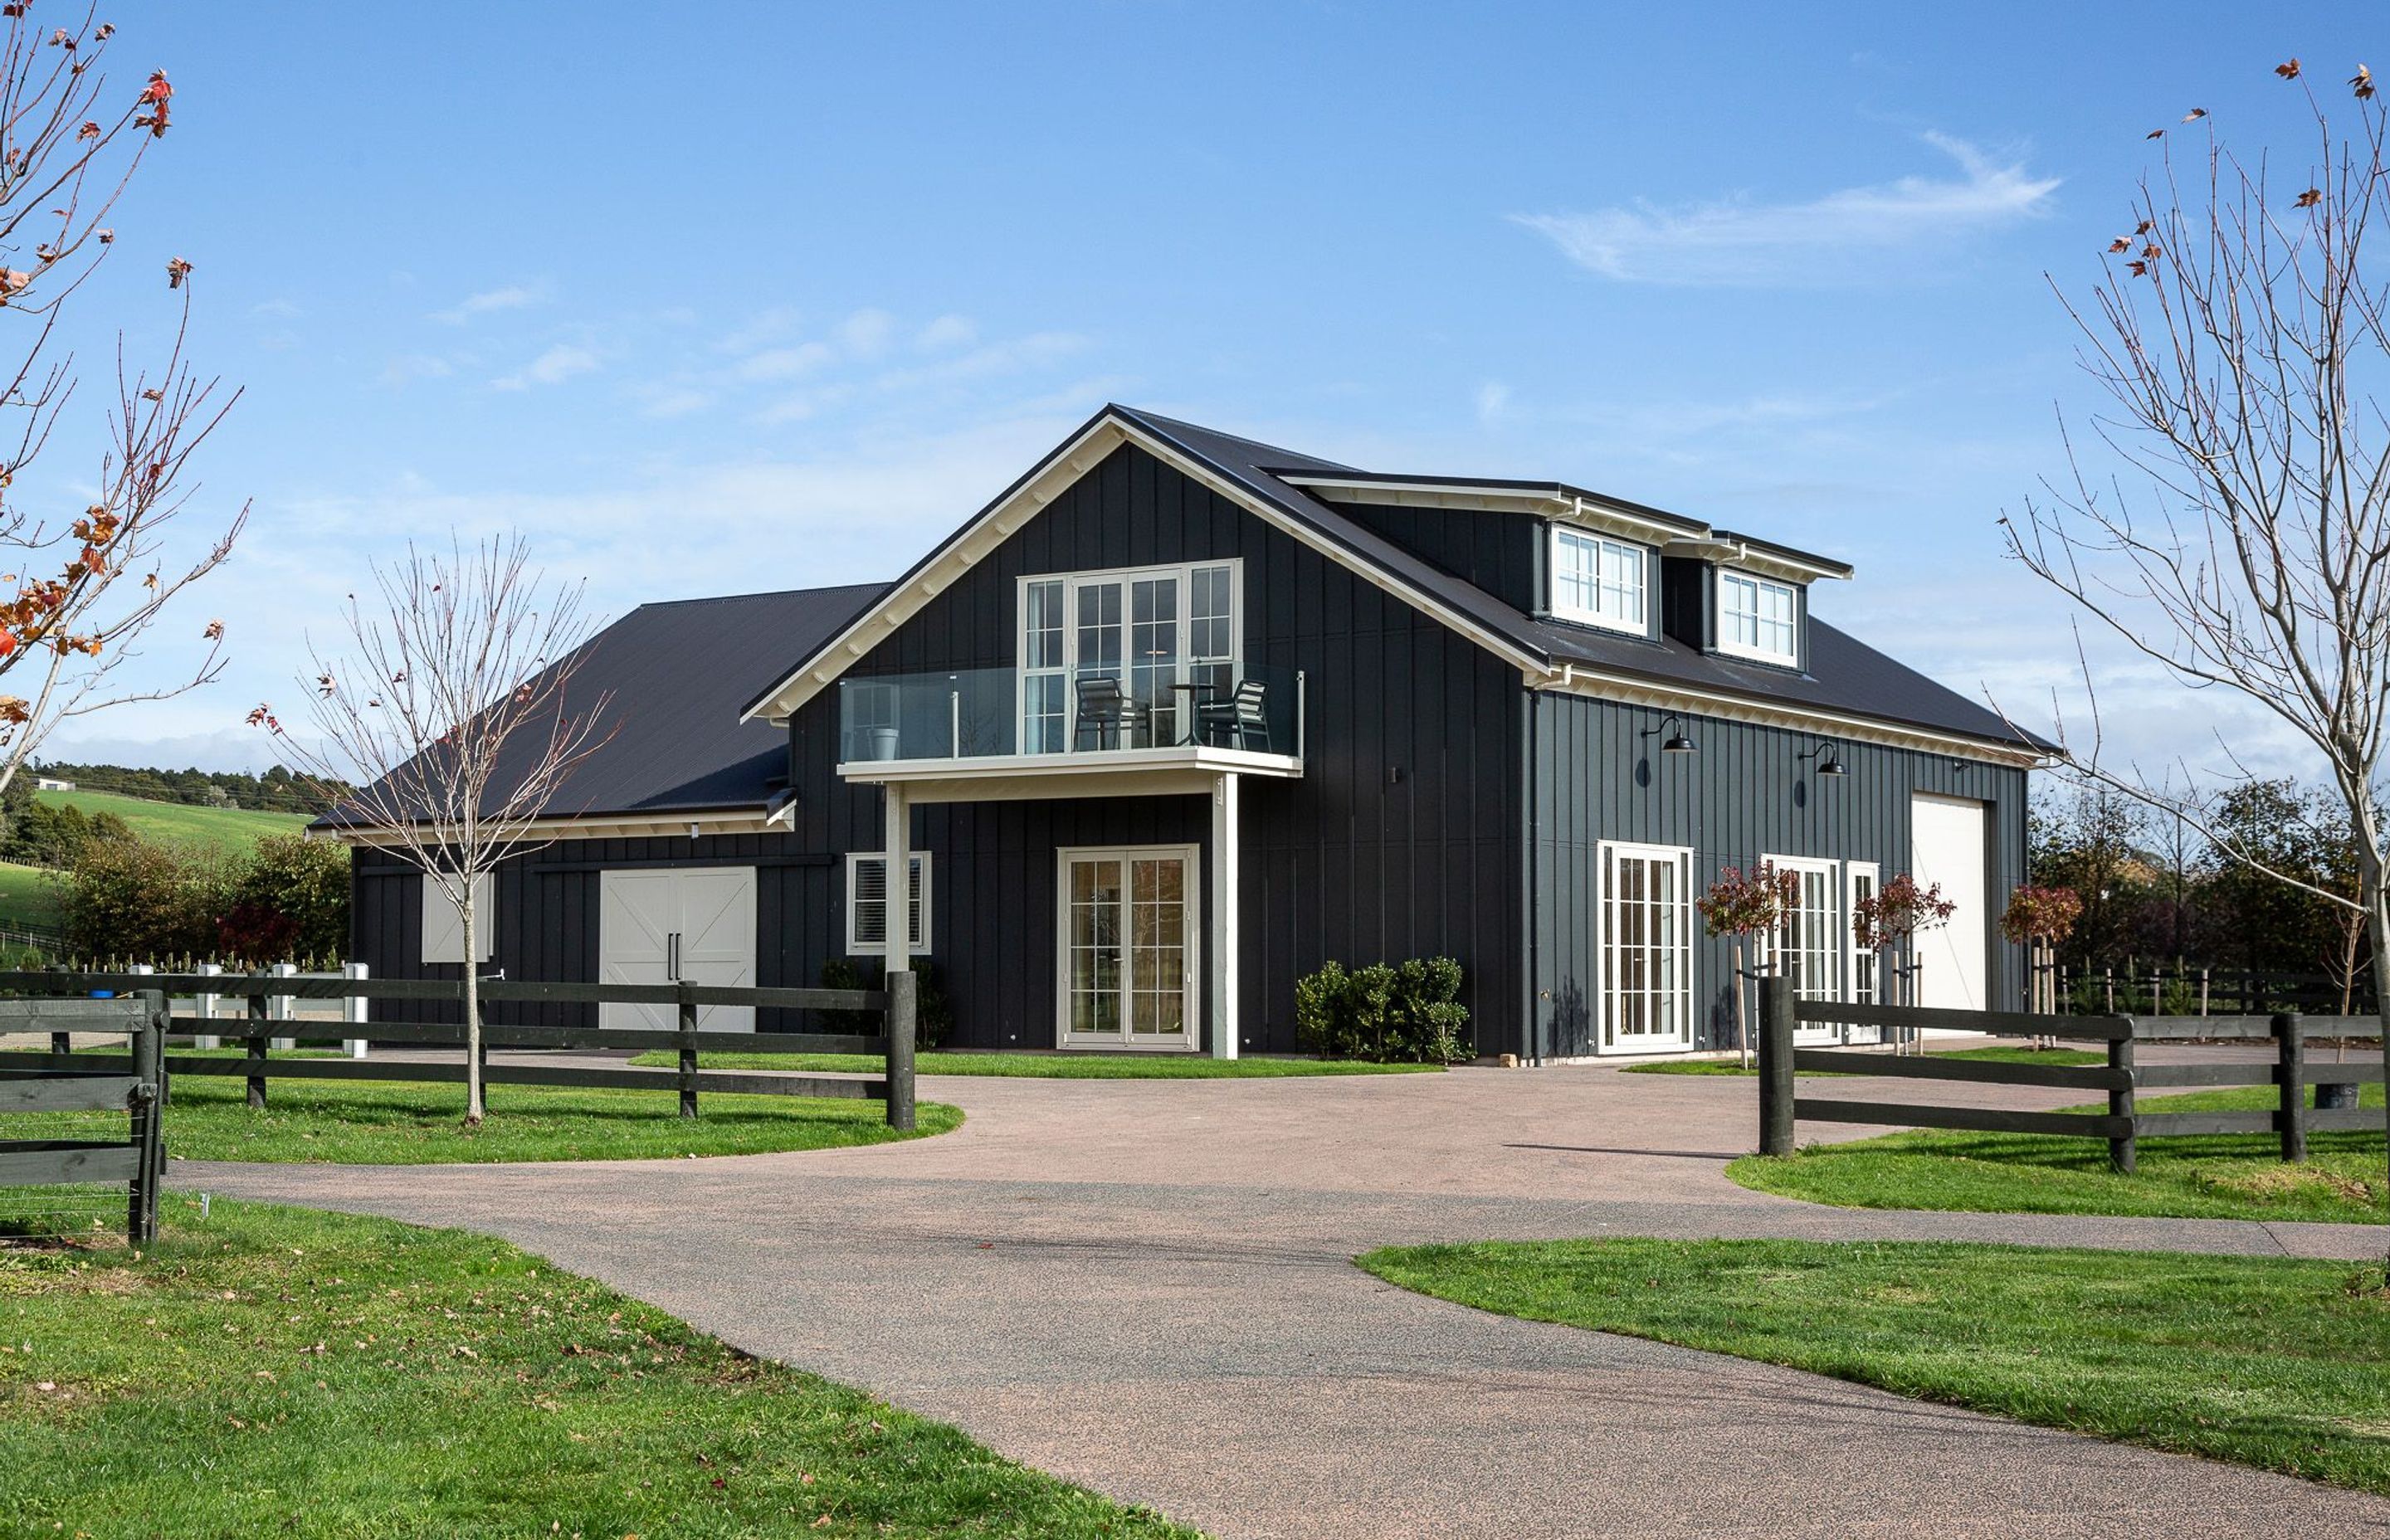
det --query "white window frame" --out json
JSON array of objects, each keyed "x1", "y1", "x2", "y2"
[
  {"x1": 1715, "y1": 568, "x2": 1800, "y2": 665},
  {"x1": 1845, "y1": 861, "x2": 1880, "y2": 1008},
  {"x1": 420, "y1": 871, "x2": 495, "y2": 964},
  {"x1": 845, "y1": 851, "x2": 931, "y2": 957},
  {"x1": 1595, "y1": 841, "x2": 1694, "y2": 1053},
  {"x1": 1054, "y1": 843, "x2": 1201, "y2": 1051},
  {"x1": 1016, "y1": 559, "x2": 1241, "y2": 754},
  {"x1": 1549, "y1": 527, "x2": 1648, "y2": 634}
]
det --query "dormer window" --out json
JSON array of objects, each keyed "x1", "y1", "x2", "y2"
[
  {"x1": 1717, "y1": 569, "x2": 1799, "y2": 665},
  {"x1": 1549, "y1": 527, "x2": 1646, "y2": 633}
]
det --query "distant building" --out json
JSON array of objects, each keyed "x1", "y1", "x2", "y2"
[{"x1": 32, "y1": 776, "x2": 73, "y2": 792}]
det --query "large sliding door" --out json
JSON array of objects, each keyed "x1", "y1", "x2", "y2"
[{"x1": 1058, "y1": 845, "x2": 1198, "y2": 1050}]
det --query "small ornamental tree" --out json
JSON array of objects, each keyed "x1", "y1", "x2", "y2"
[
  {"x1": 256, "y1": 536, "x2": 612, "y2": 1128},
  {"x1": 1853, "y1": 875, "x2": 1958, "y2": 1048},
  {"x1": 2000, "y1": 885, "x2": 2084, "y2": 1014},
  {"x1": 1697, "y1": 861, "x2": 1799, "y2": 1066}
]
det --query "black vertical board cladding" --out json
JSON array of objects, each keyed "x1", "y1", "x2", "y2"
[
  {"x1": 1526, "y1": 690, "x2": 2028, "y2": 1056},
  {"x1": 750, "y1": 442, "x2": 1534, "y2": 1056},
  {"x1": 1337, "y1": 500, "x2": 1539, "y2": 615}
]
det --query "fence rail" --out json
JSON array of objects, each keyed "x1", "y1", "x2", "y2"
[
  {"x1": 1756, "y1": 980, "x2": 2384, "y2": 1173},
  {"x1": 0, "y1": 969, "x2": 918, "y2": 1132},
  {"x1": 0, "y1": 994, "x2": 163, "y2": 1241}
]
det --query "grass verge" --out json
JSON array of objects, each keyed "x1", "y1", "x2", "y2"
[
  {"x1": 1729, "y1": 1084, "x2": 2385, "y2": 1224},
  {"x1": 1360, "y1": 1235, "x2": 2390, "y2": 1498},
  {"x1": 1623, "y1": 1045, "x2": 2106, "y2": 1076},
  {"x1": 4, "y1": 1073, "x2": 962, "y2": 1164},
  {"x1": 628, "y1": 1048, "x2": 1444, "y2": 1078},
  {"x1": 0, "y1": 1197, "x2": 1195, "y2": 1537}
]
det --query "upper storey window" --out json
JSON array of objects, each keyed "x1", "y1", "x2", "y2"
[
  {"x1": 1717, "y1": 569, "x2": 1799, "y2": 665},
  {"x1": 1549, "y1": 528, "x2": 1646, "y2": 633}
]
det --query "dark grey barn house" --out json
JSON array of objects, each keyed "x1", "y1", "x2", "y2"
[{"x1": 342, "y1": 404, "x2": 2046, "y2": 1059}]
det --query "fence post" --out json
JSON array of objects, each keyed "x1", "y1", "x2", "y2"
[
  {"x1": 128, "y1": 990, "x2": 164, "y2": 1246},
  {"x1": 343, "y1": 961, "x2": 369, "y2": 1059},
  {"x1": 245, "y1": 973, "x2": 268, "y2": 1111},
  {"x1": 885, "y1": 967, "x2": 917, "y2": 1132},
  {"x1": 194, "y1": 961, "x2": 222, "y2": 1049},
  {"x1": 2107, "y1": 1025, "x2": 2136, "y2": 1174},
  {"x1": 269, "y1": 961, "x2": 298, "y2": 1051},
  {"x1": 676, "y1": 978, "x2": 699, "y2": 1119},
  {"x1": 1758, "y1": 975, "x2": 1796, "y2": 1156},
  {"x1": 2275, "y1": 1011, "x2": 2305, "y2": 1163}
]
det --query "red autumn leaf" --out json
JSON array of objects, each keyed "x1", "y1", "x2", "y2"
[
  {"x1": 76, "y1": 119, "x2": 97, "y2": 140},
  {"x1": 2145, "y1": 128, "x2": 2164, "y2": 139},
  {"x1": 164, "y1": 256, "x2": 191, "y2": 289},
  {"x1": 2106, "y1": 237, "x2": 2130, "y2": 253},
  {"x1": 2129, "y1": 260, "x2": 2150, "y2": 276},
  {"x1": 2276, "y1": 58, "x2": 2301, "y2": 80},
  {"x1": 2297, "y1": 188, "x2": 2324, "y2": 208},
  {"x1": 2356, "y1": 64, "x2": 2377, "y2": 100},
  {"x1": 140, "y1": 71, "x2": 171, "y2": 105},
  {"x1": 2181, "y1": 107, "x2": 2207, "y2": 122}
]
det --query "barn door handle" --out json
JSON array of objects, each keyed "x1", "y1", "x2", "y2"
[{"x1": 667, "y1": 932, "x2": 680, "y2": 982}]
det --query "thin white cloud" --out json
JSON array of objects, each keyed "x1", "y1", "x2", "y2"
[
  {"x1": 1475, "y1": 381, "x2": 1510, "y2": 424},
  {"x1": 433, "y1": 281, "x2": 553, "y2": 324},
  {"x1": 491, "y1": 343, "x2": 598, "y2": 391},
  {"x1": 1514, "y1": 133, "x2": 2058, "y2": 285},
  {"x1": 837, "y1": 308, "x2": 897, "y2": 359},
  {"x1": 737, "y1": 340, "x2": 836, "y2": 383},
  {"x1": 915, "y1": 314, "x2": 977, "y2": 351}
]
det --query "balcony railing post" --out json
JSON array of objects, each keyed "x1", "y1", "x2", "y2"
[
  {"x1": 949, "y1": 688, "x2": 960, "y2": 759},
  {"x1": 1295, "y1": 668, "x2": 1306, "y2": 761}
]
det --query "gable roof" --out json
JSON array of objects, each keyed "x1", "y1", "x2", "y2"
[
  {"x1": 317, "y1": 581, "x2": 886, "y2": 832},
  {"x1": 741, "y1": 404, "x2": 2047, "y2": 759}
]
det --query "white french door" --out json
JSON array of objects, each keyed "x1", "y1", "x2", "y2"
[
  {"x1": 1598, "y1": 842, "x2": 1693, "y2": 1051},
  {"x1": 1057, "y1": 846, "x2": 1198, "y2": 1050},
  {"x1": 1763, "y1": 855, "x2": 1841, "y2": 1044}
]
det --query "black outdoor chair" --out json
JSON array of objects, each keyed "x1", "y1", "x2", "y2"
[
  {"x1": 1196, "y1": 677, "x2": 1271, "y2": 751},
  {"x1": 1073, "y1": 674, "x2": 1130, "y2": 750}
]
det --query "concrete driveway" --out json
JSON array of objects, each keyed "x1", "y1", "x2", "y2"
[{"x1": 182, "y1": 1061, "x2": 2390, "y2": 1539}]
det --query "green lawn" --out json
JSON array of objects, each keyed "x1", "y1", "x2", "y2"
[
  {"x1": 1730, "y1": 1084, "x2": 2387, "y2": 1224},
  {"x1": 1624, "y1": 1045, "x2": 2107, "y2": 1076},
  {"x1": 0, "y1": 1198, "x2": 1196, "y2": 1537},
  {"x1": 37, "y1": 787, "x2": 310, "y2": 853},
  {"x1": 1360, "y1": 1236, "x2": 2390, "y2": 1499},
  {"x1": 629, "y1": 1048, "x2": 1446, "y2": 1079},
  {"x1": 0, "y1": 859, "x2": 59, "y2": 933},
  {"x1": 3, "y1": 1070, "x2": 962, "y2": 1163}
]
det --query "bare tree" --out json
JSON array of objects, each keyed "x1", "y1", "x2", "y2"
[
  {"x1": 0, "y1": 10, "x2": 243, "y2": 792},
  {"x1": 256, "y1": 536, "x2": 611, "y2": 1126},
  {"x1": 2000, "y1": 60, "x2": 2390, "y2": 1243}
]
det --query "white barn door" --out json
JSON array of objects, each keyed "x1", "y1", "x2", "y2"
[
  {"x1": 599, "y1": 867, "x2": 757, "y2": 1031},
  {"x1": 1909, "y1": 794, "x2": 1988, "y2": 1012}
]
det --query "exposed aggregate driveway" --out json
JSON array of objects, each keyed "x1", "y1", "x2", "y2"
[{"x1": 180, "y1": 1060, "x2": 2390, "y2": 1539}]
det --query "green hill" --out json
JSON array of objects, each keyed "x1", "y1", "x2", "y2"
[
  {"x1": 0, "y1": 859, "x2": 60, "y2": 935},
  {"x1": 34, "y1": 787, "x2": 311, "y2": 853}
]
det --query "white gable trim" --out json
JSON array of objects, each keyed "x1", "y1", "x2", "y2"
[{"x1": 739, "y1": 411, "x2": 1550, "y2": 724}]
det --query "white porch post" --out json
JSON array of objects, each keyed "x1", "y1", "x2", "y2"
[
  {"x1": 1209, "y1": 772, "x2": 1240, "y2": 1060},
  {"x1": 343, "y1": 961, "x2": 370, "y2": 1060},
  {"x1": 883, "y1": 782, "x2": 912, "y2": 981}
]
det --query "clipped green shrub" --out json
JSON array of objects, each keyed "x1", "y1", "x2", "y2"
[{"x1": 1295, "y1": 954, "x2": 1470, "y2": 1063}]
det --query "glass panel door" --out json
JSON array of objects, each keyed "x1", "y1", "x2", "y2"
[
  {"x1": 1602, "y1": 844, "x2": 1690, "y2": 1050},
  {"x1": 1022, "y1": 578, "x2": 1066, "y2": 754},
  {"x1": 1074, "y1": 580, "x2": 1124, "y2": 748},
  {"x1": 1061, "y1": 848, "x2": 1195, "y2": 1048},
  {"x1": 1129, "y1": 576, "x2": 1179, "y2": 748},
  {"x1": 1066, "y1": 857, "x2": 1123, "y2": 1039}
]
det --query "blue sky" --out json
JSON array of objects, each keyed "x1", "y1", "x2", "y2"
[{"x1": 35, "y1": 0, "x2": 2379, "y2": 773}]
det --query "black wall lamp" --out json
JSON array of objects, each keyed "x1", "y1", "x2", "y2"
[
  {"x1": 1641, "y1": 716, "x2": 1697, "y2": 755},
  {"x1": 1800, "y1": 739, "x2": 1847, "y2": 777}
]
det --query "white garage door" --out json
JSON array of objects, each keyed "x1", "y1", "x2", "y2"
[
  {"x1": 1910, "y1": 794, "x2": 1988, "y2": 1012},
  {"x1": 599, "y1": 867, "x2": 757, "y2": 1031}
]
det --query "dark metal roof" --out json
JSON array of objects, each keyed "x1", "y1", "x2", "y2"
[
  {"x1": 319, "y1": 582, "x2": 887, "y2": 827},
  {"x1": 1112, "y1": 407, "x2": 2040, "y2": 753}
]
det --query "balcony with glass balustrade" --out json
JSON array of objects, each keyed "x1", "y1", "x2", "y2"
[{"x1": 835, "y1": 662, "x2": 1305, "y2": 782}]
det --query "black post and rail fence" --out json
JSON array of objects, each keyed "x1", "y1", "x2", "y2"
[
  {"x1": 1756, "y1": 976, "x2": 2383, "y2": 1172},
  {"x1": 0, "y1": 970, "x2": 918, "y2": 1132},
  {"x1": 0, "y1": 992, "x2": 167, "y2": 1244}
]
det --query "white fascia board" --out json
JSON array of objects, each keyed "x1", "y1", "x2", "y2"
[
  {"x1": 1286, "y1": 475, "x2": 1699, "y2": 547},
  {"x1": 1539, "y1": 664, "x2": 2046, "y2": 768},
  {"x1": 1664, "y1": 538, "x2": 1852, "y2": 585},
  {"x1": 321, "y1": 807, "x2": 776, "y2": 848},
  {"x1": 743, "y1": 413, "x2": 1550, "y2": 724}
]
